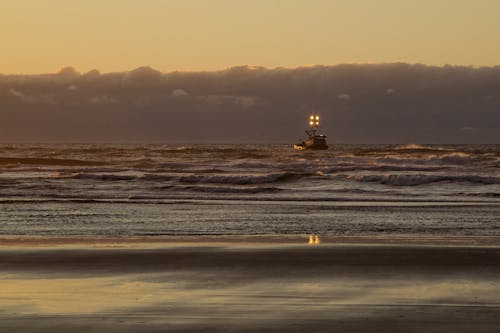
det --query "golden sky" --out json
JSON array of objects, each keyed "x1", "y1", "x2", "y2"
[{"x1": 2, "y1": 0, "x2": 499, "y2": 74}]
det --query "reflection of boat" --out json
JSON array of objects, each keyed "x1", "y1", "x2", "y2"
[{"x1": 294, "y1": 114, "x2": 328, "y2": 150}]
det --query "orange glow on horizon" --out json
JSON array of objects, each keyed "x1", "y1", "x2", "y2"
[{"x1": 1, "y1": 0, "x2": 499, "y2": 74}]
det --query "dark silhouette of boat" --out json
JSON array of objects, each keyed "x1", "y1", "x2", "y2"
[{"x1": 294, "y1": 114, "x2": 328, "y2": 150}]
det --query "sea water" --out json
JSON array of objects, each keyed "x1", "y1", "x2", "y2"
[{"x1": 0, "y1": 144, "x2": 498, "y2": 236}]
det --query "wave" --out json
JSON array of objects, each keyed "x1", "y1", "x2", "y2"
[
  {"x1": 52, "y1": 172, "x2": 136, "y2": 181},
  {"x1": 232, "y1": 161, "x2": 277, "y2": 169},
  {"x1": 52, "y1": 172, "x2": 175, "y2": 181},
  {"x1": 131, "y1": 158, "x2": 157, "y2": 168},
  {"x1": 321, "y1": 165, "x2": 450, "y2": 173},
  {"x1": 140, "y1": 174, "x2": 175, "y2": 181},
  {"x1": 376, "y1": 152, "x2": 474, "y2": 165},
  {"x1": 174, "y1": 185, "x2": 282, "y2": 194},
  {"x1": 457, "y1": 192, "x2": 500, "y2": 198},
  {"x1": 149, "y1": 146, "x2": 273, "y2": 158},
  {"x1": 47, "y1": 171, "x2": 307, "y2": 185},
  {"x1": 394, "y1": 144, "x2": 448, "y2": 151},
  {"x1": 179, "y1": 172, "x2": 306, "y2": 185},
  {"x1": 0, "y1": 157, "x2": 107, "y2": 166},
  {"x1": 1, "y1": 196, "x2": 497, "y2": 205},
  {"x1": 348, "y1": 174, "x2": 500, "y2": 186},
  {"x1": 167, "y1": 168, "x2": 227, "y2": 174},
  {"x1": 50, "y1": 167, "x2": 129, "y2": 174}
]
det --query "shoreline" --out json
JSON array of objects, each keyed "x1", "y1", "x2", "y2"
[
  {"x1": 1, "y1": 234, "x2": 500, "y2": 248},
  {"x1": 2, "y1": 239, "x2": 500, "y2": 332}
]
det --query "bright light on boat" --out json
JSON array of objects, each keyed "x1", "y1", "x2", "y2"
[
  {"x1": 309, "y1": 121, "x2": 314, "y2": 125},
  {"x1": 315, "y1": 121, "x2": 319, "y2": 125},
  {"x1": 310, "y1": 115, "x2": 314, "y2": 120},
  {"x1": 315, "y1": 116, "x2": 319, "y2": 120}
]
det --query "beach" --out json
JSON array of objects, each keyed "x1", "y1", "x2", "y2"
[
  {"x1": 1, "y1": 143, "x2": 498, "y2": 331},
  {"x1": 1, "y1": 237, "x2": 500, "y2": 332}
]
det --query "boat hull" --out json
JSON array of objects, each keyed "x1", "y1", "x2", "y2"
[
  {"x1": 293, "y1": 144, "x2": 306, "y2": 150},
  {"x1": 293, "y1": 143, "x2": 328, "y2": 150}
]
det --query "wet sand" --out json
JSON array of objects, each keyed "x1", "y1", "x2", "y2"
[{"x1": 1, "y1": 237, "x2": 500, "y2": 332}]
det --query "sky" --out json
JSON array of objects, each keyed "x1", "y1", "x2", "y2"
[
  {"x1": 2, "y1": 0, "x2": 500, "y2": 74},
  {"x1": 1, "y1": 1, "x2": 499, "y2": 143}
]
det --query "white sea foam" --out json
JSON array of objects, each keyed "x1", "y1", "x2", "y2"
[
  {"x1": 394, "y1": 143, "x2": 446, "y2": 151},
  {"x1": 376, "y1": 152, "x2": 472, "y2": 165}
]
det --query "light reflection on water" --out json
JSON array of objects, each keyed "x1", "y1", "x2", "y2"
[
  {"x1": 2, "y1": 273, "x2": 499, "y2": 316},
  {"x1": 2, "y1": 244, "x2": 500, "y2": 332}
]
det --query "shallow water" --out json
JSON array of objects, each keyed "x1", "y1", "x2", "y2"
[{"x1": 2, "y1": 246, "x2": 500, "y2": 332}]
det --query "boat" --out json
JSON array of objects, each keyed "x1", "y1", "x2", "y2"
[{"x1": 293, "y1": 114, "x2": 328, "y2": 150}]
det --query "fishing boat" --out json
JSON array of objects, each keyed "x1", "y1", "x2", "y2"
[{"x1": 293, "y1": 114, "x2": 328, "y2": 150}]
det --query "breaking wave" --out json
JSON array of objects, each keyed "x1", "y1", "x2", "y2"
[
  {"x1": 1, "y1": 144, "x2": 498, "y2": 204},
  {"x1": 394, "y1": 144, "x2": 448, "y2": 151},
  {"x1": 376, "y1": 152, "x2": 473, "y2": 165}
]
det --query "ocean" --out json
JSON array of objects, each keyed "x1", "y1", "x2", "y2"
[{"x1": 0, "y1": 143, "x2": 498, "y2": 237}]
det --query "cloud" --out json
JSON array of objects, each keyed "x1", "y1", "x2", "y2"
[
  {"x1": 90, "y1": 96, "x2": 117, "y2": 104},
  {"x1": 8, "y1": 88, "x2": 24, "y2": 98},
  {"x1": 0, "y1": 64, "x2": 499, "y2": 143},
  {"x1": 57, "y1": 66, "x2": 80, "y2": 77},
  {"x1": 172, "y1": 89, "x2": 188, "y2": 97},
  {"x1": 83, "y1": 69, "x2": 101, "y2": 79},
  {"x1": 8, "y1": 88, "x2": 56, "y2": 104},
  {"x1": 233, "y1": 96, "x2": 256, "y2": 108},
  {"x1": 133, "y1": 96, "x2": 152, "y2": 107},
  {"x1": 198, "y1": 95, "x2": 256, "y2": 108},
  {"x1": 127, "y1": 66, "x2": 162, "y2": 83}
]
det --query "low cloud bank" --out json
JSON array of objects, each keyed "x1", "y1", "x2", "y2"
[{"x1": 1, "y1": 64, "x2": 499, "y2": 143}]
